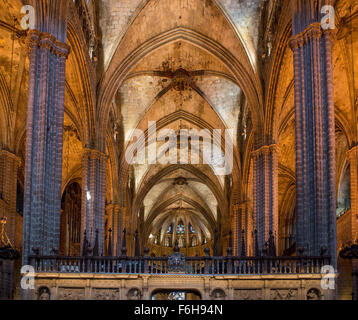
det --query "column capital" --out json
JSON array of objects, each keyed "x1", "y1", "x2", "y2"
[
  {"x1": 251, "y1": 144, "x2": 279, "y2": 158},
  {"x1": 27, "y1": 30, "x2": 70, "y2": 58},
  {"x1": 347, "y1": 146, "x2": 358, "y2": 161},
  {"x1": 233, "y1": 201, "x2": 250, "y2": 212},
  {"x1": 289, "y1": 23, "x2": 336, "y2": 50},
  {"x1": 82, "y1": 148, "x2": 108, "y2": 161},
  {"x1": 105, "y1": 203, "x2": 122, "y2": 212},
  {"x1": 0, "y1": 149, "x2": 21, "y2": 166}
]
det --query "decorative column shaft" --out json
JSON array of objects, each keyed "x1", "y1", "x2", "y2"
[
  {"x1": 290, "y1": 18, "x2": 337, "y2": 262},
  {"x1": 115, "y1": 206, "x2": 124, "y2": 256},
  {"x1": 232, "y1": 204, "x2": 240, "y2": 256},
  {"x1": 22, "y1": 30, "x2": 70, "y2": 263},
  {"x1": 105, "y1": 203, "x2": 122, "y2": 256},
  {"x1": 105, "y1": 204, "x2": 113, "y2": 256},
  {"x1": 81, "y1": 148, "x2": 107, "y2": 255},
  {"x1": 252, "y1": 145, "x2": 278, "y2": 253},
  {"x1": 232, "y1": 202, "x2": 249, "y2": 256}
]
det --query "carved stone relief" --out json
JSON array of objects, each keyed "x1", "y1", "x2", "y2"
[
  {"x1": 127, "y1": 288, "x2": 142, "y2": 300},
  {"x1": 92, "y1": 288, "x2": 120, "y2": 300},
  {"x1": 210, "y1": 289, "x2": 226, "y2": 300},
  {"x1": 38, "y1": 287, "x2": 51, "y2": 300},
  {"x1": 306, "y1": 288, "x2": 322, "y2": 300},
  {"x1": 234, "y1": 289, "x2": 263, "y2": 300},
  {"x1": 58, "y1": 288, "x2": 85, "y2": 300},
  {"x1": 270, "y1": 288, "x2": 298, "y2": 300}
]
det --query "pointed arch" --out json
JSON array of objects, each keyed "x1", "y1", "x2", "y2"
[{"x1": 97, "y1": 27, "x2": 264, "y2": 151}]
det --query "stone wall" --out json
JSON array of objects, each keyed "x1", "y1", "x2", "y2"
[{"x1": 31, "y1": 273, "x2": 335, "y2": 300}]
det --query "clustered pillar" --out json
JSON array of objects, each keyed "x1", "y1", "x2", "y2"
[
  {"x1": 105, "y1": 203, "x2": 122, "y2": 256},
  {"x1": 290, "y1": 2, "x2": 337, "y2": 263},
  {"x1": 22, "y1": 30, "x2": 70, "y2": 264},
  {"x1": 252, "y1": 145, "x2": 279, "y2": 254},
  {"x1": 81, "y1": 148, "x2": 107, "y2": 256},
  {"x1": 232, "y1": 204, "x2": 240, "y2": 256},
  {"x1": 232, "y1": 202, "x2": 248, "y2": 256}
]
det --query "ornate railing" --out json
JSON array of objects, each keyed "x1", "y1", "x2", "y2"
[{"x1": 29, "y1": 254, "x2": 330, "y2": 276}]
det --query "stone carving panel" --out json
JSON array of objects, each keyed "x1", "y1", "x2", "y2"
[
  {"x1": 306, "y1": 288, "x2": 322, "y2": 300},
  {"x1": 210, "y1": 289, "x2": 226, "y2": 300},
  {"x1": 270, "y1": 288, "x2": 298, "y2": 300},
  {"x1": 58, "y1": 287, "x2": 85, "y2": 300},
  {"x1": 38, "y1": 287, "x2": 51, "y2": 300},
  {"x1": 234, "y1": 289, "x2": 263, "y2": 300},
  {"x1": 127, "y1": 288, "x2": 142, "y2": 300},
  {"x1": 92, "y1": 288, "x2": 120, "y2": 300}
]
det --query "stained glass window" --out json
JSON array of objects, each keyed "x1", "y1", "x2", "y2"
[
  {"x1": 166, "y1": 224, "x2": 173, "y2": 233},
  {"x1": 176, "y1": 224, "x2": 185, "y2": 234}
]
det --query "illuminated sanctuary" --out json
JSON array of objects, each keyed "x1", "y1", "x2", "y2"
[{"x1": 0, "y1": 0, "x2": 357, "y2": 300}]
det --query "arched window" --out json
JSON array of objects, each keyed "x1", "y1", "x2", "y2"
[
  {"x1": 176, "y1": 222, "x2": 185, "y2": 234},
  {"x1": 166, "y1": 224, "x2": 173, "y2": 234},
  {"x1": 337, "y1": 164, "x2": 351, "y2": 217}
]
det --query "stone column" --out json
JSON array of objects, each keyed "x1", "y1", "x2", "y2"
[
  {"x1": 232, "y1": 204, "x2": 240, "y2": 256},
  {"x1": 252, "y1": 145, "x2": 279, "y2": 253},
  {"x1": 347, "y1": 146, "x2": 358, "y2": 299},
  {"x1": 104, "y1": 203, "x2": 122, "y2": 256},
  {"x1": 114, "y1": 205, "x2": 123, "y2": 256},
  {"x1": 81, "y1": 148, "x2": 107, "y2": 255},
  {"x1": 0, "y1": 150, "x2": 20, "y2": 300},
  {"x1": 22, "y1": 29, "x2": 70, "y2": 263},
  {"x1": 232, "y1": 202, "x2": 249, "y2": 256},
  {"x1": 105, "y1": 204, "x2": 113, "y2": 255},
  {"x1": 290, "y1": 3, "x2": 337, "y2": 263}
]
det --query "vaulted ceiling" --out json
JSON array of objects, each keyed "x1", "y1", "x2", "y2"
[
  {"x1": 98, "y1": 0, "x2": 265, "y2": 248},
  {"x1": 98, "y1": 0, "x2": 264, "y2": 70}
]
